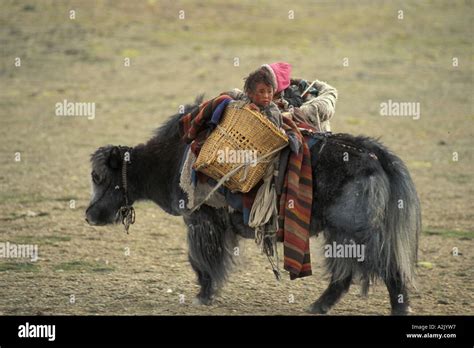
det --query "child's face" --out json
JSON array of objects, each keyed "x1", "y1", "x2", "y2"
[{"x1": 248, "y1": 82, "x2": 274, "y2": 107}]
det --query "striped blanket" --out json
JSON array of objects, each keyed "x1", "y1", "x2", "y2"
[
  {"x1": 179, "y1": 94, "x2": 232, "y2": 154},
  {"x1": 277, "y1": 116, "x2": 313, "y2": 279}
]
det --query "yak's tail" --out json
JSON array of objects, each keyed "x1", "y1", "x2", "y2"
[{"x1": 370, "y1": 141, "x2": 421, "y2": 288}]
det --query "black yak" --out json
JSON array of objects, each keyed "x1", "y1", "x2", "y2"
[{"x1": 86, "y1": 98, "x2": 421, "y2": 315}]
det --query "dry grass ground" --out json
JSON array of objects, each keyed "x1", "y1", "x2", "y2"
[{"x1": 0, "y1": 0, "x2": 472, "y2": 315}]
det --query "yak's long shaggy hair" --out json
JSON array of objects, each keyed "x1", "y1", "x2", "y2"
[{"x1": 86, "y1": 96, "x2": 421, "y2": 314}]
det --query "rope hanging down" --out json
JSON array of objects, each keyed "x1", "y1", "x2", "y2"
[{"x1": 118, "y1": 150, "x2": 135, "y2": 234}]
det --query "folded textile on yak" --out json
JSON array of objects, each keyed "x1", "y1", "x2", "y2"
[
  {"x1": 179, "y1": 95, "x2": 233, "y2": 155},
  {"x1": 179, "y1": 145, "x2": 227, "y2": 210}
]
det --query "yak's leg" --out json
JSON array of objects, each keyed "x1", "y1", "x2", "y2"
[
  {"x1": 188, "y1": 256, "x2": 214, "y2": 305},
  {"x1": 184, "y1": 206, "x2": 237, "y2": 305},
  {"x1": 385, "y1": 273, "x2": 411, "y2": 315},
  {"x1": 308, "y1": 274, "x2": 352, "y2": 314}
]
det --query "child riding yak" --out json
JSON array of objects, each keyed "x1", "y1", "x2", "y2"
[{"x1": 226, "y1": 62, "x2": 338, "y2": 132}]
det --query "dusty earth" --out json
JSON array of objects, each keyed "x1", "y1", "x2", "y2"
[{"x1": 0, "y1": 0, "x2": 472, "y2": 315}]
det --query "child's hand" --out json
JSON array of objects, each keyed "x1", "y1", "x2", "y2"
[{"x1": 248, "y1": 103, "x2": 260, "y2": 112}]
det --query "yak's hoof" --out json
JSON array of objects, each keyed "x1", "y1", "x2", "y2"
[
  {"x1": 391, "y1": 306, "x2": 412, "y2": 316},
  {"x1": 307, "y1": 301, "x2": 330, "y2": 314},
  {"x1": 193, "y1": 295, "x2": 213, "y2": 306}
]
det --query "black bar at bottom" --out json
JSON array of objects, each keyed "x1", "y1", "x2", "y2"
[{"x1": 0, "y1": 315, "x2": 472, "y2": 345}]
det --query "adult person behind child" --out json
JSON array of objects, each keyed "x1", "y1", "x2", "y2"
[{"x1": 225, "y1": 62, "x2": 338, "y2": 132}]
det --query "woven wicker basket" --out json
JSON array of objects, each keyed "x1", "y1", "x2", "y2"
[{"x1": 193, "y1": 105, "x2": 288, "y2": 193}]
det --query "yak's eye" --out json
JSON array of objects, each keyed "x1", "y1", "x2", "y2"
[{"x1": 91, "y1": 171, "x2": 102, "y2": 185}]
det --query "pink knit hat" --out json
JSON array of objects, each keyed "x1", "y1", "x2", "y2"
[{"x1": 262, "y1": 62, "x2": 292, "y2": 93}]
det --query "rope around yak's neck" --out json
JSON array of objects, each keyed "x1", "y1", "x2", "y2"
[{"x1": 118, "y1": 152, "x2": 135, "y2": 234}]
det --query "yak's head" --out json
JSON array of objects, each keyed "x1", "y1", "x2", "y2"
[{"x1": 85, "y1": 145, "x2": 133, "y2": 226}]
